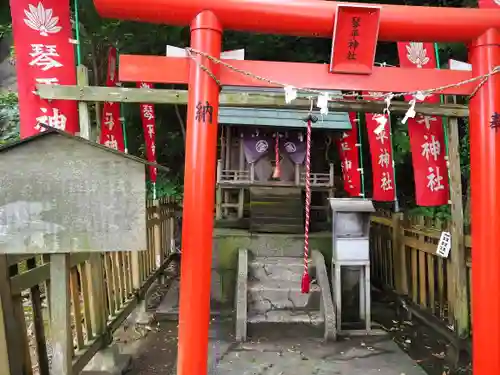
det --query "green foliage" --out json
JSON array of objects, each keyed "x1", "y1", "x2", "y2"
[
  {"x1": 0, "y1": 92, "x2": 19, "y2": 145},
  {"x1": 147, "y1": 174, "x2": 183, "y2": 200}
]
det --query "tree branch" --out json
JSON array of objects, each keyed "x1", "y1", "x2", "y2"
[{"x1": 171, "y1": 85, "x2": 186, "y2": 147}]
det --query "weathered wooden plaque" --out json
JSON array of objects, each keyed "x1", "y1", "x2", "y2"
[{"x1": 0, "y1": 133, "x2": 147, "y2": 253}]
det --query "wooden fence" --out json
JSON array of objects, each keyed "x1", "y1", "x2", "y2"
[
  {"x1": 0, "y1": 197, "x2": 180, "y2": 375},
  {"x1": 370, "y1": 210, "x2": 471, "y2": 338}
]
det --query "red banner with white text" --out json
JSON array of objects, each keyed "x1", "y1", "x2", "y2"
[
  {"x1": 99, "y1": 47, "x2": 124, "y2": 151},
  {"x1": 337, "y1": 112, "x2": 362, "y2": 197},
  {"x1": 10, "y1": 0, "x2": 78, "y2": 138},
  {"x1": 137, "y1": 82, "x2": 157, "y2": 183},
  {"x1": 364, "y1": 92, "x2": 396, "y2": 201},
  {"x1": 397, "y1": 42, "x2": 449, "y2": 206}
]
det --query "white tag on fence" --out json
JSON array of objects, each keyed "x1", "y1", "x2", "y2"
[{"x1": 436, "y1": 231, "x2": 452, "y2": 258}]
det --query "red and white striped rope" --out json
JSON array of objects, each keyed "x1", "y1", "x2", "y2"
[
  {"x1": 274, "y1": 133, "x2": 280, "y2": 178},
  {"x1": 303, "y1": 119, "x2": 312, "y2": 280}
]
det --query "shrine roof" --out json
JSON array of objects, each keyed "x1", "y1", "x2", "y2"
[
  {"x1": 0, "y1": 127, "x2": 169, "y2": 172},
  {"x1": 219, "y1": 86, "x2": 352, "y2": 130}
]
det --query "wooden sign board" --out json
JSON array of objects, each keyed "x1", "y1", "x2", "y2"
[
  {"x1": 0, "y1": 132, "x2": 147, "y2": 254},
  {"x1": 330, "y1": 4, "x2": 381, "y2": 75}
]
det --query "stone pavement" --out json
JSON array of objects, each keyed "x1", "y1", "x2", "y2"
[
  {"x1": 125, "y1": 319, "x2": 427, "y2": 375},
  {"x1": 208, "y1": 335, "x2": 426, "y2": 375}
]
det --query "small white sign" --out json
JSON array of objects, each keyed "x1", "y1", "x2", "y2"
[
  {"x1": 436, "y1": 231, "x2": 452, "y2": 258},
  {"x1": 166, "y1": 45, "x2": 245, "y2": 60},
  {"x1": 449, "y1": 59, "x2": 472, "y2": 72}
]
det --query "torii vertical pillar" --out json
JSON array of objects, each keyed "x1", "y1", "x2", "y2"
[
  {"x1": 469, "y1": 28, "x2": 500, "y2": 375},
  {"x1": 177, "y1": 11, "x2": 222, "y2": 375}
]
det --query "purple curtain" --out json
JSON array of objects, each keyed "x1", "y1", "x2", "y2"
[
  {"x1": 282, "y1": 136, "x2": 306, "y2": 164},
  {"x1": 243, "y1": 134, "x2": 272, "y2": 163}
]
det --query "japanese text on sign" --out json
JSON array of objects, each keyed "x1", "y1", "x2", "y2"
[
  {"x1": 195, "y1": 101, "x2": 214, "y2": 124},
  {"x1": 337, "y1": 112, "x2": 362, "y2": 197},
  {"x1": 363, "y1": 89, "x2": 396, "y2": 201},
  {"x1": 347, "y1": 16, "x2": 360, "y2": 61},
  {"x1": 99, "y1": 47, "x2": 125, "y2": 151},
  {"x1": 137, "y1": 81, "x2": 158, "y2": 183},
  {"x1": 491, "y1": 112, "x2": 500, "y2": 129}
]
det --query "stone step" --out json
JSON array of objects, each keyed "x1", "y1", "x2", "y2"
[
  {"x1": 250, "y1": 223, "x2": 304, "y2": 234},
  {"x1": 156, "y1": 279, "x2": 222, "y2": 320},
  {"x1": 247, "y1": 280, "x2": 321, "y2": 313},
  {"x1": 249, "y1": 256, "x2": 306, "y2": 282},
  {"x1": 247, "y1": 309, "x2": 324, "y2": 325}
]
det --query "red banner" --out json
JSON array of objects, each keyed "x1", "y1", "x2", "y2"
[
  {"x1": 478, "y1": 0, "x2": 500, "y2": 8},
  {"x1": 10, "y1": 0, "x2": 78, "y2": 138},
  {"x1": 337, "y1": 113, "x2": 362, "y2": 197},
  {"x1": 137, "y1": 82, "x2": 157, "y2": 182},
  {"x1": 397, "y1": 42, "x2": 449, "y2": 206},
  {"x1": 364, "y1": 92, "x2": 396, "y2": 201},
  {"x1": 99, "y1": 47, "x2": 125, "y2": 151},
  {"x1": 330, "y1": 4, "x2": 380, "y2": 75}
]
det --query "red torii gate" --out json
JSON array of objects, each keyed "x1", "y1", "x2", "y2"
[{"x1": 93, "y1": 1, "x2": 500, "y2": 374}]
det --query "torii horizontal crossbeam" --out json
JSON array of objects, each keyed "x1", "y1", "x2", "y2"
[
  {"x1": 94, "y1": 0, "x2": 500, "y2": 42},
  {"x1": 34, "y1": 84, "x2": 470, "y2": 117},
  {"x1": 119, "y1": 55, "x2": 475, "y2": 95}
]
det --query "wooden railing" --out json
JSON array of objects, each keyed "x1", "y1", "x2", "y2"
[
  {"x1": 0, "y1": 197, "x2": 180, "y2": 375},
  {"x1": 219, "y1": 169, "x2": 251, "y2": 183},
  {"x1": 370, "y1": 210, "x2": 471, "y2": 338},
  {"x1": 216, "y1": 159, "x2": 335, "y2": 187}
]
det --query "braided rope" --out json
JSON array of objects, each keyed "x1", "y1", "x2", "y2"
[
  {"x1": 303, "y1": 119, "x2": 312, "y2": 284},
  {"x1": 186, "y1": 47, "x2": 500, "y2": 101},
  {"x1": 273, "y1": 133, "x2": 280, "y2": 178}
]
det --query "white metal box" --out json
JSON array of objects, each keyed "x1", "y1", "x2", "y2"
[{"x1": 334, "y1": 237, "x2": 370, "y2": 262}]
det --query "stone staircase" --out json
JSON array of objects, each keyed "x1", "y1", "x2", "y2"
[
  {"x1": 249, "y1": 187, "x2": 304, "y2": 234},
  {"x1": 236, "y1": 249, "x2": 336, "y2": 341}
]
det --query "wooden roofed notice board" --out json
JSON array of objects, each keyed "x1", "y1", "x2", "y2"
[{"x1": 0, "y1": 130, "x2": 148, "y2": 254}]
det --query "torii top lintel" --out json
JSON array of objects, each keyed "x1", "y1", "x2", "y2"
[{"x1": 94, "y1": 0, "x2": 500, "y2": 43}]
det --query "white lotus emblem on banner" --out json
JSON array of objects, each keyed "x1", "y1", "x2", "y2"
[
  {"x1": 24, "y1": 2, "x2": 62, "y2": 36},
  {"x1": 406, "y1": 42, "x2": 430, "y2": 68}
]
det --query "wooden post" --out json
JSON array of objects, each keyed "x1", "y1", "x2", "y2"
[
  {"x1": 169, "y1": 210, "x2": 175, "y2": 254},
  {"x1": 250, "y1": 162, "x2": 255, "y2": 183},
  {"x1": 216, "y1": 188, "x2": 222, "y2": 219},
  {"x1": 50, "y1": 254, "x2": 72, "y2": 375},
  {"x1": 131, "y1": 252, "x2": 142, "y2": 290},
  {"x1": 0, "y1": 256, "x2": 23, "y2": 375},
  {"x1": 6, "y1": 263, "x2": 33, "y2": 375},
  {"x1": 447, "y1": 116, "x2": 469, "y2": 337},
  {"x1": 238, "y1": 132, "x2": 245, "y2": 218},
  {"x1": 220, "y1": 126, "x2": 226, "y2": 172},
  {"x1": 77, "y1": 65, "x2": 91, "y2": 140},
  {"x1": 224, "y1": 127, "x2": 231, "y2": 217},
  {"x1": 154, "y1": 200, "x2": 162, "y2": 268},
  {"x1": 86, "y1": 254, "x2": 106, "y2": 337},
  {"x1": 77, "y1": 64, "x2": 108, "y2": 338},
  {"x1": 216, "y1": 159, "x2": 222, "y2": 184},
  {"x1": 27, "y1": 257, "x2": 49, "y2": 375},
  {"x1": 329, "y1": 163, "x2": 334, "y2": 186},
  {"x1": 392, "y1": 212, "x2": 407, "y2": 295},
  {"x1": 0, "y1": 295, "x2": 12, "y2": 375},
  {"x1": 216, "y1": 159, "x2": 223, "y2": 219}
]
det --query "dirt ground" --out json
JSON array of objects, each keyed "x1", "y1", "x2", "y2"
[{"x1": 371, "y1": 289, "x2": 472, "y2": 375}]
